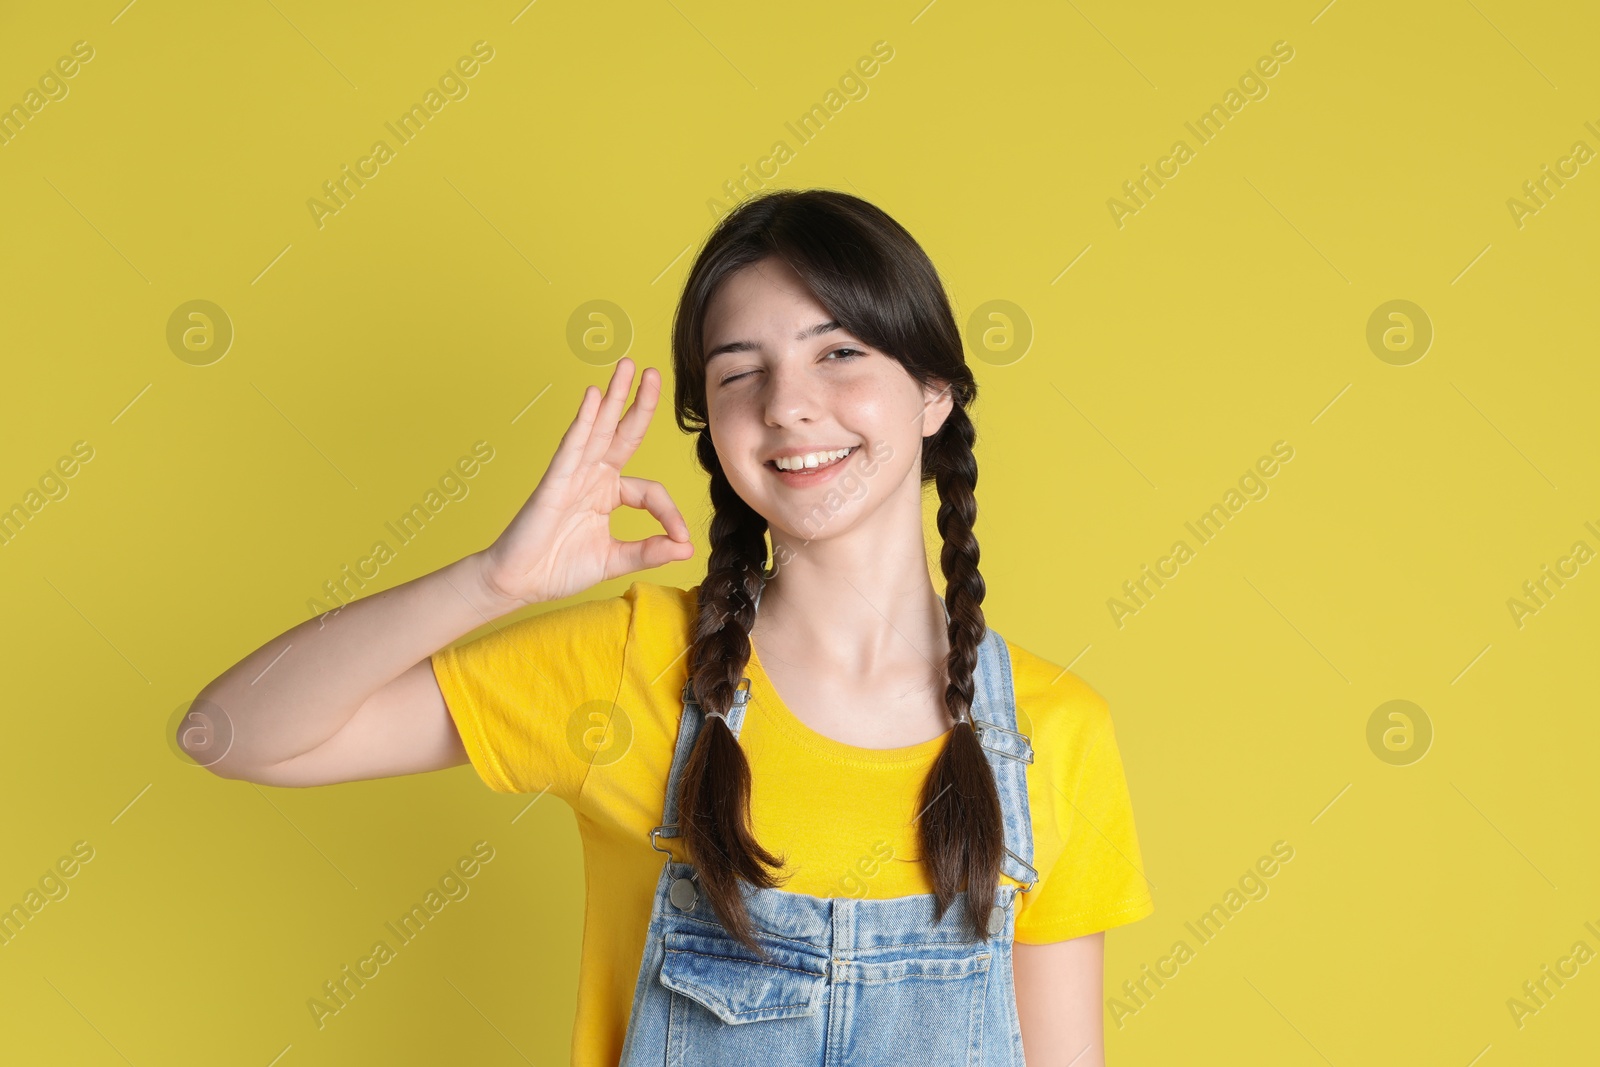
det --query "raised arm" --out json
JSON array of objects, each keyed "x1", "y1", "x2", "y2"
[{"x1": 178, "y1": 357, "x2": 693, "y2": 787}]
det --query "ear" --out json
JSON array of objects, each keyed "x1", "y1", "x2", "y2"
[{"x1": 920, "y1": 377, "x2": 955, "y2": 438}]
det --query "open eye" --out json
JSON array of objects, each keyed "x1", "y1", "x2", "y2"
[{"x1": 825, "y1": 347, "x2": 864, "y2": 362}]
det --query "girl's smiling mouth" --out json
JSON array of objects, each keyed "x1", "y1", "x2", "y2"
[{"x1": 764, "y1": 445, "x2": 857, "y2": 485}]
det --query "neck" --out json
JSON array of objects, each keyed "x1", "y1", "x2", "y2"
[{"x1": 751, "y1": 551, "x2": 950, "y2": 675}]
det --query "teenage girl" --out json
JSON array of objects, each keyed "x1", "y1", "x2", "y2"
[{"x1": 186, "y1": 190, "x2": 1153, "y2": 1066}]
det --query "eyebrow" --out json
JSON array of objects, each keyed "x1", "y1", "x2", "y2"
[{"x1": 705, "y1": 320, "x2": 842, "y2": 362}]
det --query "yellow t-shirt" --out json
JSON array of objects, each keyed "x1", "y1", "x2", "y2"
[{"x1": 431, "y1": 580, "x2": 1153, "y2": 1067}]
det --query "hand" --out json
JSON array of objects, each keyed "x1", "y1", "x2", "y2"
[{"x1": 477, "y1": 358, "x2": 694, "y2": 608}]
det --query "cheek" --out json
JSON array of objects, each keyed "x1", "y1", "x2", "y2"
[
  {"x1": 857, "y1": 360, "x2": 931, "y2": 417},
  {"x1": 706, "y1": 400, "x2": 765, "y2": 490},
  {"x1": 706, "y1": 392, "x2": 749, "y2": 449},
  {"x1": 840, "y1": 381, "x2": 923, "y2": 454},
  {"x1": 833, "y1": 373, "x2": 905, "y2": 426}
]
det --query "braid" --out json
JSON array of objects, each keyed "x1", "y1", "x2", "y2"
[
  {"x1": 677, "y1": 431, "x2": 788, "y2": 955},
  {"x1": 915, "y1": 402, "x2": 1005, "y2": 940}
]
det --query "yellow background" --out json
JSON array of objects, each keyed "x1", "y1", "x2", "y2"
[{"x1": 2, "y1": 0, "x2": 1596, "y2": 1063}]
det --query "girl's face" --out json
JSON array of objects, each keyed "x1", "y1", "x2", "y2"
[{"x1": 702, "y1": 256, "x2": 953, "y2": 546}]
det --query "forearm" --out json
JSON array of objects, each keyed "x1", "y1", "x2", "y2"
[{"x1": 192, "y1": 551, "x2": 523, "y2": 775}]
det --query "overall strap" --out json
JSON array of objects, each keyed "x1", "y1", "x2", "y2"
[
  {"x1": 648, "y1": 674, "x2": 751, "y2": 854},
  {"x1": 650, "y1": 583, "x2": 766, "y2": 855},
  {"x1": 968, "y1": 625, "x2": 1040, "y2": 892}
]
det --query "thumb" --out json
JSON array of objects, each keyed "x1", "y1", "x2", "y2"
[{"x1": 610, "y1": 533, "x2": 695, "y2": 577}]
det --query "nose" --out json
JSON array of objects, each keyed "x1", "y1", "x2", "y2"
[{"x1": 761, "y1": 356, "x2": 824, "y2": 428}]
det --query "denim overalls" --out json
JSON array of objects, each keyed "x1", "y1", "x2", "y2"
[{"x1": 617, "y1": 594, "x2": 1040, "y2": 1067}]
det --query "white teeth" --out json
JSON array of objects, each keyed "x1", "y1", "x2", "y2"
[{"x1": 774, "y1": 446, "x2": 855, "y2": 472}]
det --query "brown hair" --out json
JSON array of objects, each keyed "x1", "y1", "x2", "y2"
[{"x1": 670, "y1": 189, "x2": 1001, "y2": 952}]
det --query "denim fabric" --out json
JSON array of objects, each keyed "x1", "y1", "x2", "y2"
[{"x1": 617, "y1": 612, "x2": 1038, "y2": 1067}]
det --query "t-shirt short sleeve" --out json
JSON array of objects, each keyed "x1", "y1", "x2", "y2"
[
  {"x1": 430, "y1": 590, "x2": 633, "y2": 807},
  {"x1": 1015, "y1": 699, "x2": 1155, "y2": 944}
]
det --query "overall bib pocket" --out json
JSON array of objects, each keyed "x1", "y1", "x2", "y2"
[
  {"x1": 658, "y1": 926, "x2": 829, "y2": 1066},
  {"x1": 658, "y1": 926, "x2": 828, "y2": 1024}
]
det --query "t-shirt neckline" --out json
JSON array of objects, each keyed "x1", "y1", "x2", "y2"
[{"x1": 742, "y1": 580, "x2": 954, "y2": 765}]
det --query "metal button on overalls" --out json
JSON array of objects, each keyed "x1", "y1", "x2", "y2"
[
  {"x1": 616, "y1": 615, "x2": 1041, "y2": 1067},
  {"x1": 669, "y1": 877, "x2": 697, "y2": 911}
]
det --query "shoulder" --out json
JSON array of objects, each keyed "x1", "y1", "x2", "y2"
[
  {"x1": 620, "y1": 579, "x2": 699, "y2": 611},
  {"x1": 598, "y1": 580, "x2": 703, "y2": 666},
  {"x1": 617, "y1": 580, "x2": 699, "y2": 632},
  {"x1": 530, "y1": 579, "x2": 697, "y2": 627},
  {"x1": 1000, "y1": 636, "x2": 1115, "y2": 757},
  {"x1": 451, "y1": 580, "x2": 699, "y2": 664}
]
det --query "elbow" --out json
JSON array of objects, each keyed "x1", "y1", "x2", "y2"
[{"x1": 173, "y1": 691, "x2": 246, "y2": 779}]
